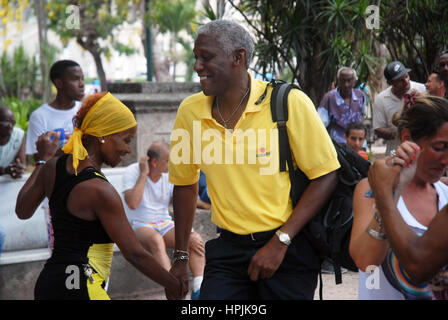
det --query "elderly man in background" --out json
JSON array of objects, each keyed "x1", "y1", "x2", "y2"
[{"x1": 317, "y1": 67, "x2": 366, "y2": 144}]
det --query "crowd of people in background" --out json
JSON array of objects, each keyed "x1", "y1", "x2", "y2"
[{"x1": 1, "y1": 19, "x2": 448, "y2": 300}]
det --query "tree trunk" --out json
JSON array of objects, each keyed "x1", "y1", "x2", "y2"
[
  {"x1": 152, "y1": 31, "x2": 170, "y2": 82},
  {"x1": 77, "y1": 37, "x2": 107, "y2": 92},
  {"x1": 91, "y1": 50, "x2": 107, "y2": 92},
  {"x1": 140, "y1": 1, "x2": 169, "y2": 82},
  {"x1": 171, "y1": 33, "x2": 176, "y2": 82},
  {"x1": 35, "y1": 0, "x2": 50, "y2": 102}
]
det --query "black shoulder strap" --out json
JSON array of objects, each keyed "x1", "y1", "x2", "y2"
[
  {"x1": 270, "y1": 80, "x2": 300, "y2": 172},
  {"x1": 270, "y1": 80, "x2": 326, "y2": 299},
  {"x1": 269, "y1": 80, "x2": 302, "y2": 204}
]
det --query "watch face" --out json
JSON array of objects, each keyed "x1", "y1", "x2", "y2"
[{"x1": 277, "y1": 231, "x2": 291, "y2": 245}]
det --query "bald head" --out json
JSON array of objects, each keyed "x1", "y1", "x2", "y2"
[
  {"x1": 0, "y1": 105, "x2": 14, "y2": 120},
  {"x1": 147, "y1": 140, "x2": 170, "y2": 174},
  {"x1": 147, "y1": 140, "x2": 170, "y2": 160}
]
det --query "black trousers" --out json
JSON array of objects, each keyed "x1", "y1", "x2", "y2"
[{"x1": 199, "y1": 229, "x2": 319, "y2": 300}]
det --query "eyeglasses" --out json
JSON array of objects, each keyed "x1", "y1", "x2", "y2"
[{"x1": 0, "y1": 120, "x2": 15, "y2": 128}]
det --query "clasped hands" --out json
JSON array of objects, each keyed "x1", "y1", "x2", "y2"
[
  {"x1": 4, "y1": 158, "x2": 26, "y2": 179},
  {"x1": 368, "y1": 141, "x2": 420, "y2": 204},
  {"x1": 165, "y1": 258, "x2": 189, "y2": 300}
]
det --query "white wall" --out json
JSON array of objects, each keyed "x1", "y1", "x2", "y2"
[{"x1": 0, "y1": 167, "x2": 127, "y2": 252}]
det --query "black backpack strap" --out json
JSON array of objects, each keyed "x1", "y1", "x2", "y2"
[
  {"x1": 330, "y1": 198, "x2": 345, "y2": 285},
  {"x1": 318, "y1": 270, "x2": 323, "y2": 300},
  {"x1": 270, "y1": 79, "x2": 324, "y2": 299},
  {"x1": 270, "y1": 81, "x2": 292, "y2": 172},
  {"x1": 270, "y1": 80, "x2": 302, "y2": 203}
]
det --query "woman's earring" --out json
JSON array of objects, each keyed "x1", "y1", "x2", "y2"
[{"x1": 100, "y1": 138, "x2": 105, "y2": 144}]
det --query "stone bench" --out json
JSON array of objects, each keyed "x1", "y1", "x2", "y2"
[{"x1": 0, "y1": 210, "x2": 214, "y2": 300}]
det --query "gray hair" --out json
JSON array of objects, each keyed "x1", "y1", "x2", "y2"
[
  {"x1": 337, "y1": 67, "x2": 358, "y2": 80},
  {"x1": 197, "y1": 20, "x2": 254, "y2": 68}
]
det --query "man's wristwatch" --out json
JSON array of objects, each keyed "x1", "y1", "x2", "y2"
[{"x1": 275, "y1": 230, "x2": 291, "y2": 246}]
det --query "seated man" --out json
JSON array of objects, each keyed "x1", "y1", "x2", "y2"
[
  {"x1": 123, "y1": 141, "x2": 205, "y2": 299},
  {"x1": 344, "y1": 122, "x2": 369, "y2": 160},
  {"x1": 0, "y1": 105, "x2": 26, "y2": 179}
]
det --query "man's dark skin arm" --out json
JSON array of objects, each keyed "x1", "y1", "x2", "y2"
[
  {"x1": 168, "y1": 182, "x2": 199, "y2": 298},
  {"x1": 248, "y1": 170, "x2": 338, "y2": 280}
]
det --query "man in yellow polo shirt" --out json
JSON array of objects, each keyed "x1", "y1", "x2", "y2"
[{"x1": 168, "y1": 20, "x2": 339, "y2": 300}]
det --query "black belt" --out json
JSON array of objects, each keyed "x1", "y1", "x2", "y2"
[{"x1": 220, "y1": 228, "x2": 278, "y2": 243}]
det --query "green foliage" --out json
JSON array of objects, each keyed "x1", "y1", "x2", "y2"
[
  {"x1": 178, "y1": 37, "x2": 195, "y2": 81},
  {"x1": 148, "y1": 0, "x2": 198, "y2": 81},
  {"x1": 150, "y1": 0, "x2": 197, "y2": 35},
  {"x1": 112, "y1": 42, "x2": 138, "y2": 56},
  {"x1": 231, "y1": 0, "x2": 448, "y2": 104},
  {"x1": 0, "y1": 45, "x2": 39, "y2": 99},
  {"x1": 46, "y1": 0, "x2": 132, "y2": 44},
  {"x1": 230, "y1": 0, "x2": 377, "y2": 104},
  {"x1": 375, "y1": 0, "x2": 448, "y2": 82},
  {"x1": 0, "y1": 96, "x2": 41, "y2": 132},
  {"x1": 199, "y1": 0, "x2": 228, "y2": 21},
  {"x1": 46, "y1": 0, "x2": 139, "y2": 89},
  {"x1": 0, "y1": 44, "x2": 56, "y2": 134}
]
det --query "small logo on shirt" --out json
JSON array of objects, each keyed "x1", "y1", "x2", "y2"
[{"x1": 256, "y1": 147, "x2": 271, "y2": 157}]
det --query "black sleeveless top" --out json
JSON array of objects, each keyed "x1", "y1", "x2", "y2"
[{"x1": 47, "y1": 154, "x2": 112, "y2": 265}]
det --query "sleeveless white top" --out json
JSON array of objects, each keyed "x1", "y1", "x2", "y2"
[{"x1": 358, "y1": 181, "x2": 448, "y2": 300}]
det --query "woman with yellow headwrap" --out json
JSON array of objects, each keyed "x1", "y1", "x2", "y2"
[{"x1": 16, "y1": 92, "x2": 186, "y2": 300}]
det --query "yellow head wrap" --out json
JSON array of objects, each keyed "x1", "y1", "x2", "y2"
[{"x1": 62, "y1": 92, "x2": 137, "y2": 174}]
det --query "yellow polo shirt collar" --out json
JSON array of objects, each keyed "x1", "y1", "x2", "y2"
[{"x1": 196, "y1": 73, "x2": 266, "y2": 121}]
